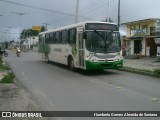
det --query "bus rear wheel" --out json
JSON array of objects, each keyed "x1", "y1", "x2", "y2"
[{"x1": 69, "y1": 58, "x2": 75, "y2": 71}]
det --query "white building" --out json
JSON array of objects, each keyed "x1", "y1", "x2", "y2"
[{"x1": 23, "y1": 36, "x2": 39, "y2": 51}]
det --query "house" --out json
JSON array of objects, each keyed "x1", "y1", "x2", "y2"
[
  {"x1": 22, "y1": 36, "x2": 39, "y2": 51},
  {"x1": 121, "y1": 18, "x2": 160, "y2": 58}
]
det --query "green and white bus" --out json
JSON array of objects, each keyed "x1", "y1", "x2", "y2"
[{"x1": 38, "y1": 21, "x2": 123, "y2": 71}]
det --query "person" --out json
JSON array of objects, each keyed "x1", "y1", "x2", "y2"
[
  {"x1": 16, "y1": 46, "x2": 20, "y2": 51},
  {"x1": 16, "y1": 46, "x2": 21, "y2": 57}
]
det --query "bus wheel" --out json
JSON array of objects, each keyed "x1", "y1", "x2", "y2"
[{"x1": 69, "y1": 58, "x2": 75, "y2": 71}]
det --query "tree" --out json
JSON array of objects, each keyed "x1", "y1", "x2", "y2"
[
  {"x1": 10, "y1": 40, "x2": 15, "y2": 44},
  {"x1": 20, "y1": 26, "x2": 45, "y2": 39},
  {"x1": 40, "y1": 26, "x2": 45, "y2": 32},
  {"x1": 4, "y1": 41, "x2": 9, "y2": 49}
]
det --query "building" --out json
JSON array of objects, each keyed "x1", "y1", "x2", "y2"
[
  {"x1": 122, "y1": 18, "x2": 160, "y2": 58},
  {"x1": 22, "y1": 36, "x2": 39, "y2": 51}
]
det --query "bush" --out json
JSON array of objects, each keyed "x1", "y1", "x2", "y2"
[
  {"x1": 0, "y1": 56, "x2": 10, "y2": 70},
  {"x1": 0, "y1": 73, "x2": 15, "y2": 83},
  {"x1": 154, "y1": 69, "x2": 160, "y2": 75}
]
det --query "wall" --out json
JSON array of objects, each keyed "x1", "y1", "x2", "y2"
[{"x1": 126, "y1": 20, "x2": 156, "y2": 37}]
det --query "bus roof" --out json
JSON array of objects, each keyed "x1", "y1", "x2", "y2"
[{"x1": 39, "y1": 21, "x2": 118, "y2": 35}]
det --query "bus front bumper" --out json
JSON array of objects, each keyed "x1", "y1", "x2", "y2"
[{"x1": 85, "y1": 60, "x2": 123, "y2": 70}]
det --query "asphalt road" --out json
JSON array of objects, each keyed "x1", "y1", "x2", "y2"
[{"x1": 5, "y1": 50, "x2": 160, "y2": 120}]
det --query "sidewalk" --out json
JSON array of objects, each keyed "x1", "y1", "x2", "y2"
[{"x1": 120, "y1": 57, "x2": 160, "y2": 78}]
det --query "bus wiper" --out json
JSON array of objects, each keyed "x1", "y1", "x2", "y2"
[
  {"x1": 106, "y1": 31, "x2": 113, "y2": 42},
  {"x1": 93, "y1": 30, "x2": 109, "y2": 53},
  {"x1": 93, "y1": 30, "x2": 104, "y2": 39}
]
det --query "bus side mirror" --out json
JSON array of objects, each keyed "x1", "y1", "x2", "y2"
[{"x1": 83, "y1": 32, "x2": 87, "y2": 39}]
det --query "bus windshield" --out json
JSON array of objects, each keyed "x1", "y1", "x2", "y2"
[{"x1": 85, "y1": 31, "x2": 121, "y2": 53}]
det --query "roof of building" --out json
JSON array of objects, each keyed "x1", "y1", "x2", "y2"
[{"x1": 121, "y1": 18, "x2": 160, "y2": 26}]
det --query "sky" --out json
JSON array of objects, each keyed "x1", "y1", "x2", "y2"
[{"x1": 0, "y1": 0, "x2": 160, "y2": 41}]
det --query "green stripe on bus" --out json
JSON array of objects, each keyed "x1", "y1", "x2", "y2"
[{"x1": 85, "y1": 60, "x2": 123, "y2": 70}]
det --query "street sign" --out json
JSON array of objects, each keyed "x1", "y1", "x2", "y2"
[{"x1": 32, "y1": 26, "x2": 41, "y2": 31}]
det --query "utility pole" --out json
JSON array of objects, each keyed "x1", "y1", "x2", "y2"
[
  {"x1": 0, "y1": 0, "x2": 3, "y2": 16},
  {"x1": 75, "y1": 0, "x2": 79, "y2": 23},
  {"x1": 42, "y1": 23, "x2": 50, "y2": 31},
  {"x1": 4, "y1": 26, "x2": 14, "y2": 41},
  {"x1": 107, "y1": 0, "x2": 110, "y2": 22},
  {"x1": 118, "y1": 0, "x2": 120, "y2": 27},
  {"x1": 12, "y1": 12, "x2": 29, "y2": 43}
]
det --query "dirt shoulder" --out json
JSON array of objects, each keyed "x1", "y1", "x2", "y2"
[
  {"x1": 0, "y1": 59, "x2": 52, "y2": 120},
  {"x1": 0, "y1": 79, "x2": 53, "y2": 120},
  {"x1": 0, "y1": 81, "x2": 42, "y2": 111}
]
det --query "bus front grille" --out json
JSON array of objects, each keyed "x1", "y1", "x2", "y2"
[{"x1": 100, "y1": 63, "x2": 113, "y2": 68}]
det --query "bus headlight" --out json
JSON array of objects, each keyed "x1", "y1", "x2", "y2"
[{"x1": 115, "y1": 55, "x2": 123, "y2": 61}]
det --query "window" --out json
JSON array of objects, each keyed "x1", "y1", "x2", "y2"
[
  {"x1": 39, "y1": 35, "x2": 43, "y2": 44},
  {"x1": 52, "y1": 32, "x2": 57, "y2": 43},
  {"x1": 69, "y1": 28, "x2": 76, "y2": 45},
  {"x1": 55, "y1": 31, "x2": 61, "y2": 44},
  {"x1": 49, "y1": 32, "x2": 54, "y2": 44},
  {"x1": 45, "y1": 33, "x2": 50, "y2": 43},
  {"x1": 142, "y1": 25, "x2": 148, "y2": 34},
  {"x1": 62, "y1": 30, "x2": 68, "y2": 44},
  {"x1": 130, "y1": 26, "x2": 135, "y2": 36}
]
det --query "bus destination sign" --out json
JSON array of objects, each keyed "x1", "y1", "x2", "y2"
[{"x1": 85, "y1": 23, "x2": 119, "y2": 31}]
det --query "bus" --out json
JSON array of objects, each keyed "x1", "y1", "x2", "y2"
[{"x1": 38, "y1": 21, "x2": 123, "y2": 71}]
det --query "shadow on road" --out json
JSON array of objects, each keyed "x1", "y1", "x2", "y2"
[{"x1": 44, "y1": 61, "x2": 119, "y2": 76}]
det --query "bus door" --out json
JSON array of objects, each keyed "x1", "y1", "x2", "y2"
[
  {"x1": 77, "y1": 28, "x2": 85, "y2": 68},
  {"x1": 41, "y1": 35, "x2": 45, "y2": 59}
]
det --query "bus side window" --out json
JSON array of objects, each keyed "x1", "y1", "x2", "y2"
[
  {"x1": 49, "y1": 32, "x2": 54, "y2": 44},
  {"x1": 55, "y1": 31, "x2": 61, "y2": 44},
  {"x1": 62, "y1": 30, "x2": 68, "y2": 44},
  {"x1": 68, "y1": 28, "x2": 76, "y2": 45},
  {"x1": 52, "y1": 32, "x2": 57, "y2": 44},
  {"x1": 59, "y1": 31, "x2": 62, "y2": 44},
  {"x1": 39, "y1": 35, "x2": 42, "y2": 44},
  {"x1": 45, "y1": 33, "x2": 50, "y2": 44}
]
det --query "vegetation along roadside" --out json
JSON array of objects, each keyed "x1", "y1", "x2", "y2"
[{"x1": 0, "y1": 56, "x2": 15, "y2": 83}]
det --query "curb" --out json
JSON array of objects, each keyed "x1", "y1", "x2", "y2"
[{"x1": 118, "y1": 67, "x2": 160, "y2": 78}]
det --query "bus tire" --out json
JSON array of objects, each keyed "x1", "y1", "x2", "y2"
[{"x1": 68, "y1": 57, "x2": 75, "y2": 71}]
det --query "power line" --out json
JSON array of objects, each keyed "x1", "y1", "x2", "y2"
[
  {"x1": 0, "y1": 0, "x2": 95, "y2": 22},
  {"x1": 48, "y1": 0, "x2": 109, "y2": 27},
  {"x1": 79, "y1": 0, "x2": 106, "y2": 16},
  {"x1": 0, "y1": 0, "x2": 75, "y2": 17},
  {"x1": 79, "y1": 0, "x2": 117, "y2": 19},
  {"x1": 79, "y1": 0, "x2": 105, "y2": 13}
]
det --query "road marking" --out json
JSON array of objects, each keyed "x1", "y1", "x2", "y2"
[
  {"x1": 90, "y1": 79, "x2": 97, "y2": 83},
  {"x1": 150, "y1": 98, "x2": 159, "y2": 103},
  {"x1": 115, "y1": 86, "x2": 123, "y2": 90},
  {"x1": 39, "y1": 90, "x2": 55, "y2": 107},
  {"x1": 39, "y1": 91, "x2": 48, "y2": 100}
]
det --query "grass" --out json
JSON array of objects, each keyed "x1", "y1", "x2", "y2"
[
  {"x1": 119, "y1": 66, "x2": 160, "y2": 78},
  {"x1": 0, "y1": 73, "x2": 15, "y2": 83},
  {"x1": 0, "y1": 56, "x2": 15, "y2": 83},
  {"x1": 154, "y1": 69, "x2": 160, "y2": 75},
  {"x1": 0, "y1": 56, "x2": 10, "y2": 70}
]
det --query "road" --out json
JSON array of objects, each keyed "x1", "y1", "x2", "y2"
[{"x1": 5, "y1": 50, "x2": 160, "y2": 120}]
